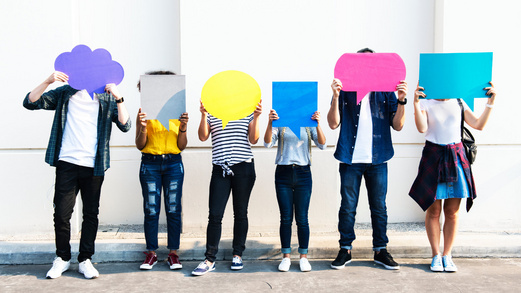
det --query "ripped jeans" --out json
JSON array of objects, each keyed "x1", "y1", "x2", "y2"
[{"x1": 139, "y1": 153, "x2": 184, "y2": 251}]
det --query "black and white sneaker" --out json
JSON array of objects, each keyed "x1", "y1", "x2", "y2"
[
  {"x1": 374, "y1": 249, "x2": 400, "y2": 270},
  {"x1": 331, "y1": 248, "x2": 352, "y2": 269}
]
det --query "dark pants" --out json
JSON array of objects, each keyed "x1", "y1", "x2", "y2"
[
  {"x1": 205, "y1": 161, "x2": 256, "y2": 262},
  {"x1": 139, "y1": 154, "x2": 184, "y2": 251},
  {"x1": 275, "y1": 165, "x2": 312, "y2": 255},
  {"x1": 338, "y1": 162, "x2": 389, "y2": 250},
  {"x1": 54, "y1": 160, "x2": 104, "y2": 262}
]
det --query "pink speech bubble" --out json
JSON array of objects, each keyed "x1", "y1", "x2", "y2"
[{"x1": 334, "y1": 53, "x2": 406, "y2": 104}]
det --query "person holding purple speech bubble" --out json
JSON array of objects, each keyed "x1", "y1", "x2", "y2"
[
  {"x1": 264, "y1": 109, "x2": 326, "y2": 272},
  {"x1": 327, "y1": 48, "x2": 407, "y2": 271},
  {"x1": 135, "y1": 71, "x2": 189, "y2": 271},
  {"x1": 409, "y1": 82, "x2": 496, "y2": 272},
  {"x1": 23, "y1": 70, "x2": 131, "y2": 279}
]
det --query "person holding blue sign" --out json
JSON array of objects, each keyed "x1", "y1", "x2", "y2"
[
  {"x1": 409, "y1": 82, "x2": 496, "y2": 272},
  {"x1": 264, "y1": 109, "x2": 326, "y2": 272},
  {"x1": 135, "y1": 71, "x2": 189, "y2": 271},
  {"x1": 23, "y1": 71, "x2": 131, "y2": 279},
  {"x1": 327, "y1": 48, "x2": 408, "y2": 271}
]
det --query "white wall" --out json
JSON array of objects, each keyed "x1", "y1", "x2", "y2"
[{"x1": 1, "y1": 0, "x2": 520, "y2": 238}]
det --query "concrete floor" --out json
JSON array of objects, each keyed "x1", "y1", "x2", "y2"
[{"x1": 2, "y1": 258, "x2": 521, "y2": 293}]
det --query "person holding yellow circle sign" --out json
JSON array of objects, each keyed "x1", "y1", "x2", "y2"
[{"x1": 192, "y1": 71, "x2": 262, "y2": 276}]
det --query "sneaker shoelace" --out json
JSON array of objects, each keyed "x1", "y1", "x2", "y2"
[{"x1": 143, "y1": 252, "x2": 155, "y2": 264}]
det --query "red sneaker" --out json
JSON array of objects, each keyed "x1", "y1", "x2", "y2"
[
  {"x1": 167, "y1": 252, "x2": 182, "y2": 270},
  {"x1": 139, "y1": 252, "x2": 158, "y2": 270}
]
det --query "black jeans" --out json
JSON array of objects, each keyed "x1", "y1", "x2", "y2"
[
  {"x1": 205, "y1": 161, "x2": 256, "y2": 262},
  {"x1": 54, "y1": 160, "x2": 104, "y2": 262}
]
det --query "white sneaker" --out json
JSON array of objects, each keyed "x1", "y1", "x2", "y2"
[
  {"x1": 430, "y1": 254, "x2": 443, "y2": 272},
  {"x1": 78, "y1": 259, "x2": 99, "y2": 279},
  {"x1": 278, "y1": 257, "x2": 291, "y2": 272},
  {"x1": 442, "y1": 255, "x2": 458, "y2": 272},
  {"x1": 299, "y1": 258, "x2": 312, "y2": 272},
  {"x1": 46, "y1": 257, "x2": 70, "y2": 279}
]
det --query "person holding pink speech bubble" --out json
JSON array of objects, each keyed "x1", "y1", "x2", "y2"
[
  {"x1": 135, "y1": 71, "x2": 189, "y2": 271},
  {"x1": 409, "y1": 82, "x2": 496, "y2": 272},
  {"x1": 327, "y1": 48, "x2": 407, "y2": 271},
  {"x1": 23, "y1": 71, "x2": 131, "y2": 279},
  {"x1": 192, "y1": 98, "x2": 262, "y2": 276},
  {"x1": 264, "y1": 109, "x2": 326, "y2": 272}
]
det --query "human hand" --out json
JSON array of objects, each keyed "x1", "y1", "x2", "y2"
[
  {"x1": 311, "y1": 111, "x2": 321, "y2": 124},
  {"x1": 484, "y1": 81, "x2": 496, "y2": 105},
  {"x1": 45, "y1": 71, "x2": 69, "y2": 84},
  {"x1": 137, "y1": 108, "x2": 147, "y2": 128},
  {"x1": 105, "y1": 83, "x2": 122, "y2": 99},
  {"x1": 268, "y1": 109, "x2": 279, "y2": 121},
  {"x1": 414, "y1": 83, "x2": 426, "y2": 104},
  {"x1": 253, "y1": 100, "x2": 262, "y2": 118},
  {"x1": 331, "y1": 78, "x2": 343, "y2": 98},
  {"x1": 179, "y1": 112, "x2": 189, "y2": 131},
  {"x1": 199, "y1": 100, "x2": 208, "y2": 115},
  {"x1": 396, "y1": 80, "x2": 408, "y2": 100}
]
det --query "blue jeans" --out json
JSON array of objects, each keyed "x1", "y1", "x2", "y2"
[
  {"x1": 139, "y1": 154, "x2": 184, "y2": 251},
  {"x1": 275, "y1": 165, "x2": 312, "y2": 255},
  {"x1": 338, "y1": 163, "x2": 388, "y2": 251}
]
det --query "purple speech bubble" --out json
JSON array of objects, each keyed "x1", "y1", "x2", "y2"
[
  {"x1": 54, "y1": 44, "x2": 124, "y2": 98},
  {"x1": 334, "y1": 53, "x2": 406, "y2": 104}
]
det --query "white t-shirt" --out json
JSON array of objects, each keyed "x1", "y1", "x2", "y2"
[
  {"x1": 352, "y1": 93, "x2": 373, "y2": 163},
  {"x1": 420, "y1": 99, "x2": 469, "y2": 145},
  {"x1": 59, "y1": 90, "x2": 100, "y2": 167}
]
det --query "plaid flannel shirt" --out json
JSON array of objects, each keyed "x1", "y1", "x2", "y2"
[
  {"x1": 409, "y1": 141, "x2": 476, "y2": 212},
  {"x1": 23, "y1": 85, "x2": 131, "y2": 176}
]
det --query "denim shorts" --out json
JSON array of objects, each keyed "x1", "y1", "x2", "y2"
[{"x1": 435, "y1": 156, "x2": 470, "y2": 200}]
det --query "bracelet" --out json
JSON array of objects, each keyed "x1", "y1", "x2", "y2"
[
  {"x1": 486, "y1": 103, "x2": 494, "y2": 109},
  {"x1": 140, "y1": 129, "x2": 147, "y2": 134},
  {"x1": 179, "y1": 129, "x2": 187, "y2": 133}
]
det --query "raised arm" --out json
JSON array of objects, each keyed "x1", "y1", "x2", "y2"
[
  {"x1": 28, "y1": 71, "x2": 69, "y2": 102},
  {"x1": 177, "y1": 112, "x2": 189, "y2": 150},
  {"x1": 248, "y1": 101, "x2": 263, "y2": 144},
  {"x1": 198, "y1": 100, "x2": 210, "y2": 141},
  {"x1": 327, "y1": 78, "x2": 342, "y2": 130},
  {"x1": 413, "y1": 83, "x2": 428, "y2": 133},
  {"x1": 105, "y1": 83, "x2": 130, "y2": 125},
  {"x1": 135, "y1": 108, "x2": 148, "y2": 150},
  {"x1": 264, "y1": 109, "x2": 278, "y2": 144},
  {"x1": 312, "y1": 111, "x2": 326, "y2": 145},
  {"x1": 463, "y1": 82, "x2": 496, "y2": 130},
  {"x1": 392, "y1": 80, "x2": 407, "y2": 131}
]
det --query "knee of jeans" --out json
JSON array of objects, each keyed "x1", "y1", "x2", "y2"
[
  {"x1": 208, "y1": 213, "x2": 223, "y2": 224},
  {"x1": 295, "y1": 216, "x2": 309, "y2": 227},
  {"x1": 280, "y1": 214, "x2": 293, "y2": 226},
  {"x1": 166, "y1": 193, "x2": 181, "y2": 215}
]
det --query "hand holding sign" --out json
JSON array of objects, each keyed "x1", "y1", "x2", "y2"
[
  {"x1": 201, "y1": 70, "x2": 261, "y2": 129},
  {"x1": 54, "y1": 44, "x2": 124, "y2": 98},
  {"x1": 334, "y1": 53, "x2": 406, "y2": 104}
]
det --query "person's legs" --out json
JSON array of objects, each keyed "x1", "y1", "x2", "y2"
[
  {"x1": 275, "y1": 165, "x2": 294, "y2": 256},
  {"x1": 205, "y1": 165, "x2": 232, "y2": 263},
  {"x1": 77, "y1": 165, "x2": 104, "y2": 262},
  {"x1": 293, "y1": 165, "x2": 312, "y2": 256},
  {"x1": 364, "y1": 163, "x2": 389, "y2": 251},
  {"x1": 338, "y1": 163, "x2": 364, "y2": 250},
  {"x1": 163, "y1": 160, "x2": 184, "y2": 252},
  {"x1": 53, "y1": 161, "x2": 80, "y2": 261},
  {"x1": 230, "y1": 161, "x2": 256, "y2": 258},
  {"x1": 425, "y1": 200, "x2": 442, "y2": 256},
  {"x1": 139, "y1": 161, "x2": 162, "y2": 253},
  {"x1": 442, "y1": 198, "x2": 462, "y2": 256}
]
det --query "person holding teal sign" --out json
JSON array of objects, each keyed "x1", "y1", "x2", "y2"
[
  {"x1": 409, "y1": 81, "x2": 496, "y2": 272},
  {"x1": 264, "y1": 109, "x2": 326, "y2": 272}
]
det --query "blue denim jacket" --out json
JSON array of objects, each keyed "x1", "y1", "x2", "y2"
[
  {"x1": 334, "y1": 91, "x2": 398, "y2": 165},
  {"x1": 23, "y1": 85, "x2": 131, "y2": 176}
]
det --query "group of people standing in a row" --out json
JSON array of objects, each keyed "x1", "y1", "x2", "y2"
[{"x1": 23, "y1": 48, "x2": 496, "y2": 279}]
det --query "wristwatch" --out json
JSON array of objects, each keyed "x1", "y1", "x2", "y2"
[
  {"x1": 116, "y1": 97, "x2": 124, "y2": 104},
  {"x1": 397, "y1": 98, "x2": 407, "y2": 105}
]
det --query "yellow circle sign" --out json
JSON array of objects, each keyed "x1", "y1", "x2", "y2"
[{"x1": 201, "y1": 70, "x2": 261, "y2": 128}]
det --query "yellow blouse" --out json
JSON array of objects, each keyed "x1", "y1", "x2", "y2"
[{"x1": 141, "y1": 119, "x2": 182, "y2": 155}]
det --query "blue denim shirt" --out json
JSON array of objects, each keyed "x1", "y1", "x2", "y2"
[
  {"x1": 334, "y1": 91, "x2": 398, "y2": 165},
  {"x1": 23, "y1": 85, "x2": 131, "y2": 176}
]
